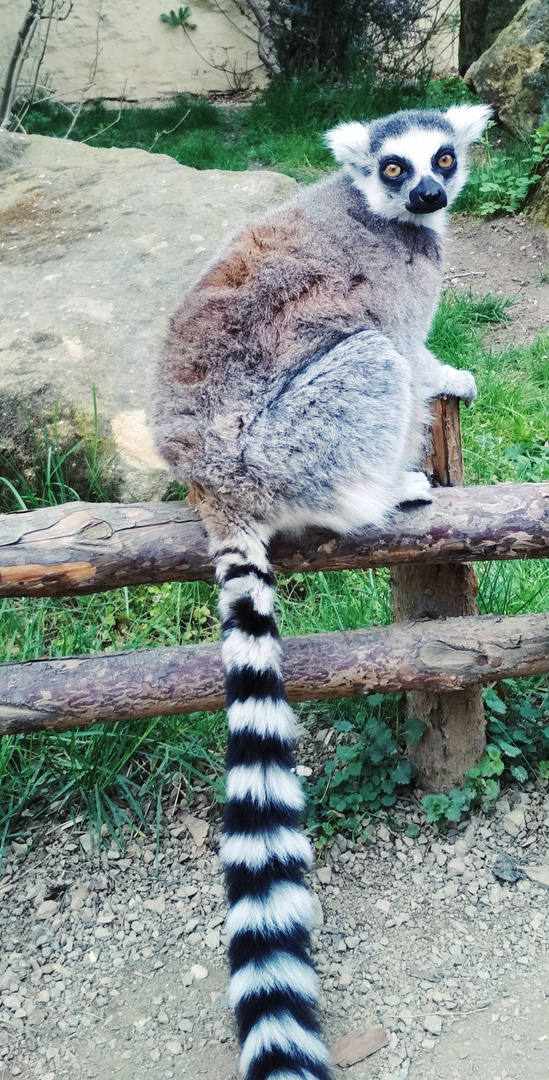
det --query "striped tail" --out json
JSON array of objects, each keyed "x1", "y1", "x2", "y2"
[{"x1": 216, "y1": 529, "x2": 332, "y2": 1080}]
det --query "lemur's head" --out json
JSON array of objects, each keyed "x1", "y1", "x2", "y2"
[{"x1": 325, "y1": 104, "x2": 492, "y2": 233}]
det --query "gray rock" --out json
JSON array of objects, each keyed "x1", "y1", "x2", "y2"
[
  {"x1": 492, "y1": 853, "x2": 523, "y2": 883},
  {"x1": 166, "y1": 1040, "x2": 183, "y2": 1055},
  {"x1": 525, "y1": 864, "x2": 549, "y2": 888},
  {"x1": 204, "y1": 929, "x2": 220, "y2": 950},
  {"x1": 447, "y1": 856, "x2": 467, "y2": 877},
  {"x1": 310, "y1": 893, "x2": 324, "y2": 928},
  {"x1": 531, "y1": 161, "x2": 549, "y2": 227},
  {"x1": 423, "y1": 1014, "x2": 443, "y2": 1035},
  {"x1": 35, "y1": 901, "x2": 59, "y2": 920},
  {"x1": 458, "y1": 0, "x2": 523, "y2": 74},
  {"x1": 316, "y1": 867, "x2": 332, "y2": 885},
  {"x1": 0, "y1": 130, "x2": 28, "y2": 172},
  {"x1": 465, "y1": 0, "x2": 549, "y2": 132},
  {"x1": 502, "y1": 808, "x2": 525, "y2": 837},
  {"x1": 0, "y1": 135, "x2": 297, "y2": 499},
  {"x1": 2, "y1": 994, "x2": 22, "y2": 1011}
]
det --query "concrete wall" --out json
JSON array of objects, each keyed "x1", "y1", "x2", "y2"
[
  {"x1": 0, "y1": 0, "x2": 458, "y2": 110},
  {"x1": 0, "y1": 0, "x2": 265, "y2": 106}
]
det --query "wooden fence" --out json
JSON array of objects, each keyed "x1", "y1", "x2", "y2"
[{"x1": 1, "y1": 398, "x2": 548, "y2": 792}]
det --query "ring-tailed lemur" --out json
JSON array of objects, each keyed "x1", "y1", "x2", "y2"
[{"x1": 153, "y1": 103, "x2": 491, "y2": 1080}]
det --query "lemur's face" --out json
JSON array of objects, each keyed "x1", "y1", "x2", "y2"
[{"x1": 326, "y1": 105, "x2": 493, "y2": 233}]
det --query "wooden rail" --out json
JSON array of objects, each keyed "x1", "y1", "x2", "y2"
[
  {"x1": 1, "y1": 398, "x2": 548, "y2": 791},
  {"x1": 0, "y1": 481, "x2": 548, "y2": 596},
  {"x1": 1, "y1": 612, "x2": 547, "y2": 736}
]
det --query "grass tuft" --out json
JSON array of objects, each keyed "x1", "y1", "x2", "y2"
[{"x1": 23, "y1": 76, "x2": 476, "y2": 182}]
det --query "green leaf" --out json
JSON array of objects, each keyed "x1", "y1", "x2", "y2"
[
  {"x1": 482, "y1": 778, "x2": 500, "y2": 799},
  {"x1": 539, "y1": 761, "x2": 549, "y2": 779},
  {"x1": 483, "y1": 688, "x2": 507, "y2": 715},
  {"x1": 335, "y1": 720, "x2": 353, "y2": 733},
  {"x1": 510, "y1": 765, "x2": 528, "y2": 783},
  {"x1": 389, "y1": 761, "x2": 412, "y2": 785},
  {"x1": 347, "y1": 761, "x2": 363, "y2": 777},
  {"x1": 403, "y1": 716, "x2": 425, "y2": 745},
  {"x1": 497, "y1": 740, "x2": 521, "y2": 758},
  {"x1": 422, "y1": 793, "x2": 451, "y2": 823},
  {"x1": 445, "y1": 788, "x2": 472, "y2": 822},
  {"x1": 336, "y1": 744, "x2": 358, "y2": 763}
]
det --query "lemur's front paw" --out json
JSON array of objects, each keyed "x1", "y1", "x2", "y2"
[{"x1": 440, "y1": 367, "x2": 477, "y2": 407}]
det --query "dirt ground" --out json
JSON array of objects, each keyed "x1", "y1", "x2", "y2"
[
  {"x1": 1, "y1": 214, "x2": 549, "y2": 1080},
  {"x1": 448, "y1": 215, "x2": 549, "y2": 344}
]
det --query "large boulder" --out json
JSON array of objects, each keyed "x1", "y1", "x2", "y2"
[
  {"x1": 465, "y1": 0, "x2": 549, "y2": 133},
  {"x1": 0, "y1": 133, "x2": 297, "y2": 500},
  {"x1": 459, "y1": 0, "x2": 524, "y2": 76},
  {"x1": 529, "y1": 160, "x2": 549, "y2": 224}
]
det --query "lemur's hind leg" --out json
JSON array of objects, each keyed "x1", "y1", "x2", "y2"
[{"x1": 244, "y1": 329, "x2": 430, "y2": 536}]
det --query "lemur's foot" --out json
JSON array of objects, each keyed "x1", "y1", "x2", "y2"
[{"x1": 399, "y1": 470, "x2": 433, "y2": 507}]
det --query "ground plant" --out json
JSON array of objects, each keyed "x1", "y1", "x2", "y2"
[{"x1": 454, "y1": 121, "x2": 549, "y2": 217}]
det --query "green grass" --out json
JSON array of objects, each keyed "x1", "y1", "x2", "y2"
[
  {"x1": 429, "y1": 292, "x2": 549, "y2": 488},
  {"x1": 23, "y1": 75, "x2": 476, "y2": 182},
  {"x1": 21, "y1": 75, "x2": 543, "y2": 213},
  {"x1": 0, "y1": 391, "x2": 113, "y2": 514}
]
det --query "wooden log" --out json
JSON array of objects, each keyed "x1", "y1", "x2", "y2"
[
  {"x1": 0, "y1": 481, "x2": 548, "y2": 598},
  {"x1": 0, "y1": 611, "x2": 548, "y2": 735},
  {"x1": 391, "y1": 397, "x2": 486, "y2": 793}
]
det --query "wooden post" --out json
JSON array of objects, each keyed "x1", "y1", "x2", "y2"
[{"x1": 391, "y1": 397, "x2": 486, "y2": 792}]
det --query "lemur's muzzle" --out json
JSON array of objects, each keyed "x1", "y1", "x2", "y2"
[{"x1": 406, "y1": 177, "x2": 447, "y2": 214}]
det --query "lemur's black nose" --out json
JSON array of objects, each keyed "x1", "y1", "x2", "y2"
[{"x1": 407, "y1": 177, "x2": 447, "y2": 214}]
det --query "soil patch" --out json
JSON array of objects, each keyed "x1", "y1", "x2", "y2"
[{"x1": 448, "y1": 215, "x2": 549, "y2": 345}]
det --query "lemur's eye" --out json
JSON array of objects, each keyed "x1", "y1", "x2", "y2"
[
  {"x1": 383, "y1": 163, "x2": 402, "y2": 178},
  {"x1": 437, "y1": 152, "x2": 455, "y2": 169}
]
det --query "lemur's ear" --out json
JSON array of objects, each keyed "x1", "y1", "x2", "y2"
[
  {"x1": 325, "y1": 121, "x2": 370, "y2": 169},
  {"x1": 446, "y1": 103, "x2": 493, "y2": 146}
]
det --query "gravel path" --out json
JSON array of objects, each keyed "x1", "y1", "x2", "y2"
[{"x1": 1, "y1": 786, "x2": 548, "y2": 1080}]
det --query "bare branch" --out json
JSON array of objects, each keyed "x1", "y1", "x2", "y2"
[
  {"x1": 1, "y1": 0, "x2": 76, "y2": 130},
  {"x1": 0, "y1": 0, "x2": 42, "y2": 127}
]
